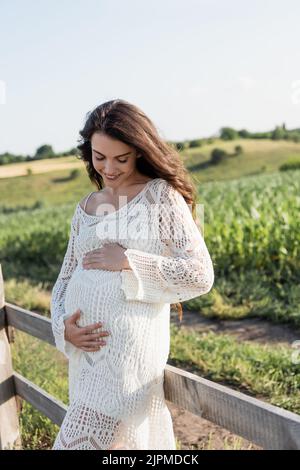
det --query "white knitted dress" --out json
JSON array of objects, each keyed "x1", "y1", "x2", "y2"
[{"x1": 50, "y1": 177, "x2": 214, "y2": 450}]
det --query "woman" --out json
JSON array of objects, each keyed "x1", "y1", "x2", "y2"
[{"x1": 50, "y1": 99, "x2": 214, "y2": 450}]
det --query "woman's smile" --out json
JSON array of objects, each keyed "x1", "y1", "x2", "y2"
[{"x1": 104, "y1": 173, "x2": 121, "y2": 180}]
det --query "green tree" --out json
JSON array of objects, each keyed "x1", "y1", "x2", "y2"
[
  {"x1": 210, "y1": 148, "x2": 227, "y2": 165},
  {"x1": 34, "y1": 145, "x2": 55, "y2": 159},
  {"x1": 220, "y1": 127, "x2": 239, "y2": 140},
  {"x1": 235, "y1": 145, "x2": 243, "y2": 155},
  {"x1": 271, "y1": 126, "x2": 287, "y2": 140},
  {"x1": 70, "y1": 169, "x2": 80, "y2": 179},
  {"x1": 238, "y1": 129, "x2": 250, "y2": 138},
  {"x1": 189, "y1": 139, "x2": 203, "y2": 148}
]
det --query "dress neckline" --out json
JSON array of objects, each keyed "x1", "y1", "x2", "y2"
[{"x1": 77, "y1": 178, "x2": 160, "y2": 218}]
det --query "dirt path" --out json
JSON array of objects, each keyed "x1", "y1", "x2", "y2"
[
  {"x1": 170, "y1": 310, "x2": 300, "y2": 346},
  {"x1": 167, "y1": 400, "x2": 262, "y2": 450}
]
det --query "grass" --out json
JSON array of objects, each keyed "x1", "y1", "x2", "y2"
[
  {"x1": 169, "y1": 324, "x2": 300, "y2": 414},
  {"x1": 0, "y1": 167, "x2": 91, "y2": 209},
  {"x1": 184, "y1": 269, "x2": 300, "y2": 327}
]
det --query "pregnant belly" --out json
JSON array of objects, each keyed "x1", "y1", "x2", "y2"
[
  {"x1": 64, "y1": 266, "x2": 170, "y2": 383},
  {"x1": 64, "y1": 266, "x2": 147, "y2": 358},
  {"x1": 64, "y1": 266, "x2": 123, "y2": 328}
]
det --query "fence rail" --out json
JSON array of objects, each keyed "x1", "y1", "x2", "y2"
[{"x1": 0, "y1": 264, "x2": 300, "y2": 450}]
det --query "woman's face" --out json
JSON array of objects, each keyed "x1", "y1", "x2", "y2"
[{"x1": 90, "y1": 132, "x2": 140, "y2": 186}]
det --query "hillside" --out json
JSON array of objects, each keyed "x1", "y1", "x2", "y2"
[
  {"x1": 0, "y1": 155, "x2": 81, "y2": 179},
  {"x1": 182, "y1": 138, "x2": 300, "y2": 183}
]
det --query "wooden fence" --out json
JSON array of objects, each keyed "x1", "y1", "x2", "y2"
[{"x1": 0, "y1": 264, "x2": 300, "y2": 450}]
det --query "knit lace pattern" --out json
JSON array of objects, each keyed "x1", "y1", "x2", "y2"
[{"x1": 50, "y1": 177, "x2": 214, "y2": 450}]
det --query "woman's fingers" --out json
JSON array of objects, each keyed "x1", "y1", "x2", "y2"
[
  {"x1": 81, "y1": 343, "x2": 103, "y2": 349},
  {"x1": 84, "y1": 332, "x2": 110, "y2": 340},
  {"x1": 81, "y1": 340, "x2": 106, "y2": 348},
  {"x1": 82, "y1": 322, "x2": 103, "y2": 333},
  {"x1": 80, "y1": 337, "x2": 107, "y2": 347},
  {"x1": 81, "y1": 346, "x2": 101, "y2": 352},
  {"x1": 76, "y1": 321, "x2": 110, "y2": 349}
]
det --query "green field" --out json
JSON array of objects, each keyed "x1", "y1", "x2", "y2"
[{"x1": 1, "y1": 138, "x2": 299, "y2": 449}]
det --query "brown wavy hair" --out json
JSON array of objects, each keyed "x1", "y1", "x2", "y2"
[{"x1": 77, "y1": 98, "x2": 199, "y2": 323}]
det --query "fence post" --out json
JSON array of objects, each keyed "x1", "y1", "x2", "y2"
[{"x1": 0, "y1": 264, "x2": 22, "y2": 450}]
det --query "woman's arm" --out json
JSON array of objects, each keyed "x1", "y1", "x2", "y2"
[
  {"x1": 50, "y1": 207, "x2": 79, "y2": 358},
  {"x1": 120, "y1": 180, "x2": 214, "y2": 303}
]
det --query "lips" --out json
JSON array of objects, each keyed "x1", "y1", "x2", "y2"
[{"x1": 104, "y1": 174, "x2": 121, "y2": 180}]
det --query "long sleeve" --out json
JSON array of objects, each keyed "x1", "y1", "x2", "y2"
[
  {"x1": 50, "y1": 207, "x2": 79, "y2": 359},
  {"x1": 120, "y1": 180, "x2": 214, "y2": 304}
]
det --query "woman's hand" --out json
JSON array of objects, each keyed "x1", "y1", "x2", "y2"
[
  {"x1": 64, "y1": 309, "x2": 110, "y2": 352},
  {"x1": 82, "y1": 243, "x2": 131, "y2": 271}
]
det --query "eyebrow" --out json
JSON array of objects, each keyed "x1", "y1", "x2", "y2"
[{"x1": 92, "y1": 148, "x2": 132, "y2": 158}]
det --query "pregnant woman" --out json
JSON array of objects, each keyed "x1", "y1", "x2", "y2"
[{"x1": 50, "y1": 99, "x2": 214, "y2": 450}]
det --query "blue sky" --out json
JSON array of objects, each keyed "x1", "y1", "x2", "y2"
[{"x1": 0, "y1": 0, "x2": 300, "y2": 155}]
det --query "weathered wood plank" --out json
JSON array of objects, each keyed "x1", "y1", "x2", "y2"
[
  {"x1": 4, "y1": 303, "x2": 55, "y2": 346},
  {"x1": 164, "y1": 363, "x2": 300, "y2": 450},
  {"x1": 13, "y1": 372, "x2": 67, "y2": 427},
  {"x1": 0, "y1": 266, "x2": 22, "y2": 450}
]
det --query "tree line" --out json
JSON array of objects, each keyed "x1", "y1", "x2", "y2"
[{"x1": 1, "y1": 123, "x2": 300, "y2": 166}]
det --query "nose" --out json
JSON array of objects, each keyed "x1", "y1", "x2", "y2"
[
  {"x1": 104, "y1": 165, "x2": 117, "y2": 176},
  {"x1": 104, "y1": 165, "x2": 118, "y2": 175}
]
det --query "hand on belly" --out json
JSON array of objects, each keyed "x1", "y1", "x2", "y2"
[
  {"x1": 64, "y1": 308, "x2": 111, "y2": 352},
  {"x1": 82, "y1": 243, "x2": 129, "y2": 271}
]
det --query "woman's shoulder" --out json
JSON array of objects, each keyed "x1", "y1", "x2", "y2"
[
  {"x1": 155, "y1": 179, "x2": 193, "y2": 216},
  {"x1": 155, "y1": 178, "x2": 181, "y2": 201},
  {"x1": 78, "y1": 190, "x2": 108, "y2": 213},
  {"x1": 78, "y1": 191, "x2": 96, "y2": 211}
]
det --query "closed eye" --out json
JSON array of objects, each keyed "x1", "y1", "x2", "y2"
[{"x1": 95, "y1": 156, "x2": 128, "y2": 163}]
